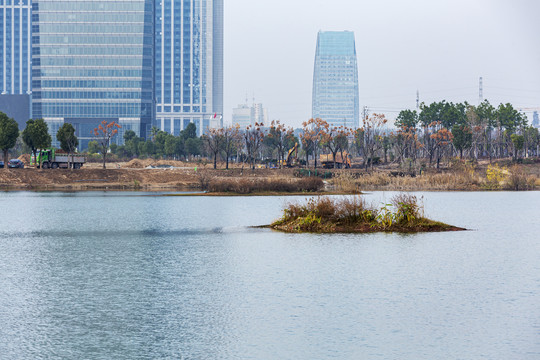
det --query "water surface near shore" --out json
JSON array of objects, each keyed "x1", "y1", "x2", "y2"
[{"x1": 0, "y1": 191, "x2": 538, "y2": 359}]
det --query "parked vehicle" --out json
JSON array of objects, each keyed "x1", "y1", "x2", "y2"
[
  {"x1": 0, "y1": 161, "x2": 3, "y2": 168},
  {"x1": 8, "y1": 159, "x2": 24, "y2": 168},
  {"x1": 32, "y1": 148, "x2": 86, "y2": 169}
]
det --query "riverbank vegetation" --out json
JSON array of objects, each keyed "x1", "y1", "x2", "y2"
[
  {"x1": 1, "y1": 99, "x2": 539, "y2": 192},
  {"x1": 330, "y1": 160, "x2": 539, "y2": 192},
  {"x1": 203, "y1": 175, "x2": 323, "y2": 194},
  {"x1": 270, "y1": 194, "x2": 465, "y2": 233}
]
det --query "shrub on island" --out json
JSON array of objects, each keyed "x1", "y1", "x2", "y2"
[{"x1": 270, "y1": 194, "x2": 464, "y2": 233}]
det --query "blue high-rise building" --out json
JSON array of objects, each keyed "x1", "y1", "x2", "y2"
[
  {"x1": 1, "y1": 0, "x2": 31, "y2": 95},
  {"x1": 31, "y1": 0, "x2": 155, "y2": 149},
  {"x1": 155, "y1": 0, "x2": 223, "y2": 136},
  {"x1": 312, "y1": 31, "x2": 359, "y2": 128},
  {"x1": 0, "y1": 0, "x2": 32, "y2": 128}
]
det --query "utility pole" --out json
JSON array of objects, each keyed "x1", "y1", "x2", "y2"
[
  {"x1": 416, "y1": 90, "x2": 420, "y2": 112},
  {"x1": 479, "y1": 77, "x2": 483, "y2": 104}
]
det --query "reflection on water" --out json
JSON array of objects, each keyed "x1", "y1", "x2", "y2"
[{"x1": 0, "y1": 191, "x2": 538, "y2": 359}]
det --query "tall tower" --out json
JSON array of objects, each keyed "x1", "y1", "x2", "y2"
[
  {"x1": 479, "y1": 77, "x2": 483, "y2": 104},
  {"x1": 312, "y1": 31, "x2": 359, "y2": 128},
  {"x1": 1, "y1": 0, "x2": 31, "y2": 95},
  {"x1": 32, "y1": 0, "x2": 155, "y2": 149},
  {"x1": 0, "y1": 0, "x2": 32, "y2": 128},
  {"x1": 155, "y1": 0, "x2": 223, "y2": 136}
]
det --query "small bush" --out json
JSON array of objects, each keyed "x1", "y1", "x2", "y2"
[
  {"x1": 196, "y1": 170, "x2": 213, "y2": 190},
  {"x1": 391, "y1": 193, "x2": 422, "y2": 224},
  {"x1": 276, "y1": 193, "x2": 423, "y2": 230},
  {"x1": 332, "y1": 172, "x2": 360, "y2": 193},
  {"x1": 504, "y1": 165, "x2": 531, "y2": 191}
]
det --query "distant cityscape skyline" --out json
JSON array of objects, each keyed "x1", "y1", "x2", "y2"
[
  {"x1": 223, "y1": 0, "x2": 540, "y2": 128},
  {"x1": 1, "y1": 0, "x2": 539, "y2": 138}
]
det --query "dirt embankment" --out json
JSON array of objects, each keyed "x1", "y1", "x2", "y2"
[
  {"x1": 0, "y1": 161, "x2": 302, "y2": 191},
  {"x1": 0, "y1": 167, "x2": 200, "y2": 191}
]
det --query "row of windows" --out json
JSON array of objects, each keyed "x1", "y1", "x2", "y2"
[
  {"x1": 34, "y1": 23, "x2": 145, "y2": 34},
  {"x1": 37, "y1": 12, "x2": 147, "y2": 23},
  {"x1": 39, "y1": 79, "x2": 149, "y2": 88},
  {"x1": 157, "y1": 105, "x2": 206, "y2": 113},
  {"x1": 0, "y1": 0, "x2": 30, "y2": 5},
  {"x1": 39, "y1": 46, "x2": 147, "y2": 56},
  {"x1": 36, "y1": 57, "x2": 148, "y2": 67},
  {"x1": 39, "y1": 90, "x2": 144, "y2": 100},
  {"x1": 36, "y1": 35, "x2": 147, "y2": 45},
  {"x1": 39, "y1": 68, "x2": 147, "y2": 78},
  {"x1": 35, "y1": 2, "x2": 147, "y2": 12},
  {"x1": 35, "y1": 102, "x2": 149, "y2": 118}
]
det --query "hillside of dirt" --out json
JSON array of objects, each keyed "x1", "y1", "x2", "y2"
[
  {"x1": 0, "y1": 167, "x2": 201, "y2": 191},
  {"x1": 0, "y1": 163, "x2": 300, "y2": 191}
]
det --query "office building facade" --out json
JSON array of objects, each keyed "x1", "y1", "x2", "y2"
[
  {"x1": 31, "y1": 0, "x2": 154, "y2": 149},
  {"x1": 312, "y1": 31, "x2": 359, "y2": 128},
  {"x1": 0, "y1": 0, "x2": 32, "y2": 128},
  {"x1": 1, "y1": 0, "x2": 31, "y2": 95},
  {"x1": 155, "y1": 0, "x2": 223, "y2": 136}
]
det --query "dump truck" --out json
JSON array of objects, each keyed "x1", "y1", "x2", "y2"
[
  {"x1": 32, "y1": 148, "x2": 87, "y2": 169},
  {"x1": 319, "y1": 151, "x2": 352, "y2": 169}
]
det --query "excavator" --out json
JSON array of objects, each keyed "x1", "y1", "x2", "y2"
[{"x1": 278, "y1": 142, "x2": 299, "y2": 168}]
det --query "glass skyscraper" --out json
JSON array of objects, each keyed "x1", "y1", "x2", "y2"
[
  {"x1": 31, "y1": 0, "x2": 154, "y2": 148},
  {"x1": 155, "y1": 0, "x2": 223, "y2": 136},
  {"x1": 1, "y1": 0, "x2": 32, "y2": 95},
  {"x1": 312, "y1": 31, "x2": 359, "y2": 128},
  {"x1": 0, "y1": 0, "x2": 32, "y2": 128}
]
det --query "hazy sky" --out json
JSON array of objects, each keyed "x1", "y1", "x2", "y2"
[{"x1": 224, "y1": 0, "x2": 540, "y2": 128}]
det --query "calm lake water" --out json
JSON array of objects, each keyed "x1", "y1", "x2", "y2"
[{"x1": 0, "y1": 191, "x2": 538, "y2": 359}]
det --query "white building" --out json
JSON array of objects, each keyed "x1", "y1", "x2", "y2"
[{"x1": 231, "y1": 102, "x2": 269, "y2": 129}]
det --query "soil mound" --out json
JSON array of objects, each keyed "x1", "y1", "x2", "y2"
[
  {"x1": 18, "y1": 154, "x2": 31, "y2": 164},
  {"x1": 125, "y1": 159, "x2": 153, "y2": 168}
]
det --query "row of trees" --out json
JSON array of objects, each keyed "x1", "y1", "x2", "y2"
[
  {"x1": 2, "y1": 99, "x2": 539, "y2": 171},
  {"x1": 390, "y1": 100, "x2": 538, "y2": 168},
  {"x1": 1, "y1": 111, "x2": 96, "y2": 169}
]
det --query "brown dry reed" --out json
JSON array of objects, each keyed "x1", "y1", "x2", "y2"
[{"x1": 207, "y1": 176, "x2": 323, "y2": 194}]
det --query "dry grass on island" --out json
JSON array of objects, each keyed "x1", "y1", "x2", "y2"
[{"x1": 269, "y1": 193, "x2": 465, "y2": 233}]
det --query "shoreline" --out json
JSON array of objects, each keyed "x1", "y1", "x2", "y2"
[{"x1": 1, "y1": 162, "x2": 538, "y2": 193}]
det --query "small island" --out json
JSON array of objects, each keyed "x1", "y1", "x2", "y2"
[{"x1": 268, "y1": 194, "x2": 465, "y2": 233}]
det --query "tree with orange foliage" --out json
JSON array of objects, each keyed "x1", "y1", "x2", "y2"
[
  {"x1": 392, "y1": 126, "x2": 422, "y2": 167},
  {"x1": 302, "y1": 118, "x2": 328, "y2": 168},
  {"x1": 429, "y1": 121, "x2": 453, "y2": 169},
  {"x1": 202, "y1": 128, "x2": 224, "y2": 169},
  {"x1": 244, "y1": 122, "x2": 265, "y2": 170},
  {"x1": 92, "y1": 120, "x2": 121, "y2": 169},
  {"x1": 266, "y1": 120, "x2": 295, "y2": 168},
  {"x1": 360, "y1": 113, "x2": 388, "y2": 170},
  {"x1": 222, "y1": 124, "x2": 242, "y2": 170},
  {"x1": 321, "y1": 125, "x2": 351, "y2": 168}
]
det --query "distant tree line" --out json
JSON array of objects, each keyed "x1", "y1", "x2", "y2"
[{"x1": 1, "y1": 98, "x2": 538, "y2": 170}]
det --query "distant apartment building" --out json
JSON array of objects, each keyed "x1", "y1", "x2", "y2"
[
  {"x1": 231, "y1": 102, "x2": 268, "y2": 129},
  {"x1": 155, "y1": 0, "x2": 223, "y2": 136},
  {"x1": 532, "y1": 111, "x2": 539, "y2": 128},
  {"x1": 0, "y1": 0, "x2": 32, "y2": 128},
  {"x1": 312, "y1": 31, "x2": 359, "y2": 128},
  {"x1": 31, "y1": 0, "x2": 155, "y2": 149}
]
